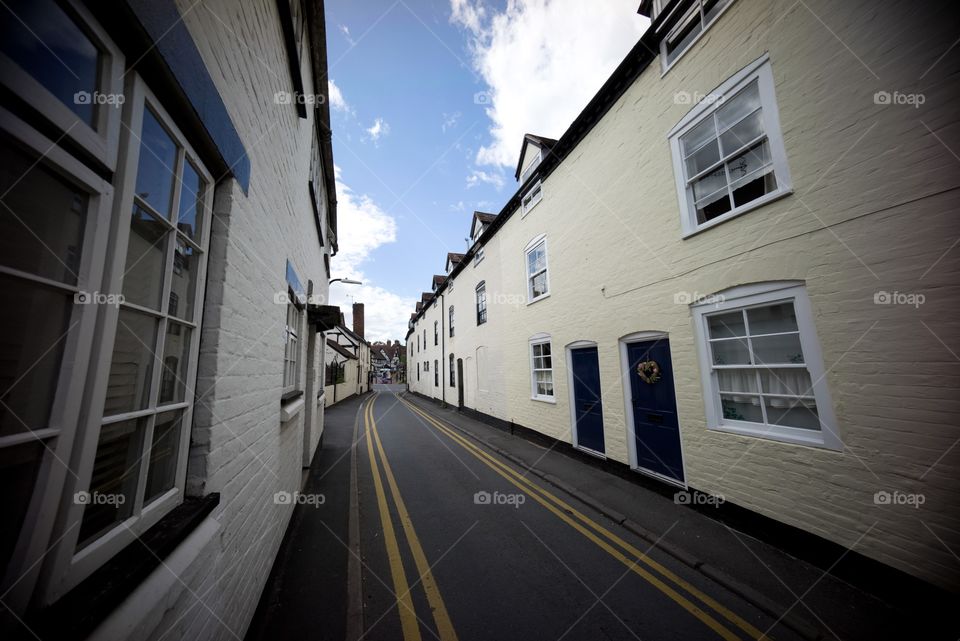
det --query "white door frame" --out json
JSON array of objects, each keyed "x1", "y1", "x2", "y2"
[
  {"x1": 619, "y1": 331, "x2": 688, "y2": 489},
  {"x1": 565, "y1": 340, "x2": 605, "y2": 458}
]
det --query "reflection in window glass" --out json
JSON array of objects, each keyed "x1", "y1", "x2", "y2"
[
  {"x1": 177, "y1": 161, "x2": 203, "y2": 242},
  {"x1": 145, "y1": 411, "x2": 183, "y2": 502},
  {"x1": 134, "y1": 108, "x2": 178, "y2": 217},
  {"x1": 122, "y1": 204, "x2": 168, "y2": 310},
  {"x1": 159, "y1": 324, "x2": 190, "y2": 405},
  {"x1": 0, "y1": 0, "x2": 100, "y2": 126},
  {"x1": 104, "y1": 309, "x2": 158, "y2": 416}
]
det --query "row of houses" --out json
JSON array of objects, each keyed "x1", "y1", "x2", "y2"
[
  {"x1": 323, "y1": 302, "x2": 373, "y2": 406},
  {"x1": 407, "y1": 0, "x2": 959, "y2": 592},
  {"x1": 0, "y1": 0, "x2": 351, "y2": 639}
]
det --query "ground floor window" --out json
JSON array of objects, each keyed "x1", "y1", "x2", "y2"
[
  {"x1": 529, "y1": 334, "x2": 554, "y2": 401},
  {"x1": 434, "y1": 360, "x2": 439, "y2": 386},
  {"x1": 449, "y1": 354, "x2": 456, "y2": 387}
]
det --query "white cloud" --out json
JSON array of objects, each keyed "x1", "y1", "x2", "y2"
[
  {"x1": 339, "y1": 24, "x2": 356, "y2": 46},
  {"x1": 450, "y1": 0, "x2": 649, "y2": 168},
  {"x1": 442, "y1": 111, "x2": 461, "y2": 133},
  {"x1": 465, "y1": 169, "x2": 505, "y2": 190},
  {"x1": 365, "y1": 117, "x2": 391, "y2": 142},
  {"x1": 331, "y1": 167, "x2": 414, "y2": 341},
  {"x1": 328, "y1": 79, "x2": 350, "y2": 113}
]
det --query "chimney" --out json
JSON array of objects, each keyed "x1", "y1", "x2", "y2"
[{"x1": 352, "y1": 302, "x2": 365, "y2": 339}]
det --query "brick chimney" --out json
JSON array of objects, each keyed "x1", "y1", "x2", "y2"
[{"x1": 352, "y1": 302, "x2": 365, "y2": 339}]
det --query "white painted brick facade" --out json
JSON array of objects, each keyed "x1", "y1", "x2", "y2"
[{"x1": 408, "y1": 0, "x2": 960, "y2": 590}]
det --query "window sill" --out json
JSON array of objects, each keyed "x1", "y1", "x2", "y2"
[
  {"x1": 36, "y1": 494, "x2": 220, "y2": 640},
  {"x1": 531, "y1": 396, "x2": 556, "y2": 404},
  {"x1": 281, "y1": 395, "x2": 305, "y2": 422},
  {"x1": 527, "y1": 293, "x2": 550, "y2": 306},
  {"x1": 708, "y1": 421, "x2": 840, "y2": 451},
  {"x1": 681, "y1": 189, "x2": 792, "y2": 239}
]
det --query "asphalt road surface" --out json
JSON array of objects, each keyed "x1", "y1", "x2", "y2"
[{"x1": 356, "y1": 385, "x2": 804, "y2": 641}]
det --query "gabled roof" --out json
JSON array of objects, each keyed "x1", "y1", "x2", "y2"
[
  {"x1": 432, "y1": 274, "x2": 446, "y2": 290},
  {"x1": 421, "y1": 292, "x2": 433, "y2": 304},
  {"x1": 416, "y1": 302, "x2": 422, "y2": 312},
  {"x1": 514, "y1": 133, "x2": 558, "y2": 181},
  {"x1": 470, "y1": 211, "x2": 497, "y2": 240},
  {"x1": 327, "y1": 339, "x2": 357, "y2": 360}
]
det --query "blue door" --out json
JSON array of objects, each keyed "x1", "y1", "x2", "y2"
[
  {"x1": 571, "y1": 346, "x2": 605, "y2": 454},
  {"x1": 627, "y1": 339, "x2": 684, "y2": 483}
]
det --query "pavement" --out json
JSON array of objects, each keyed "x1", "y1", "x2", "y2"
[{"x1": 247, "y1": 385, "x2": 956, "y2": 641}]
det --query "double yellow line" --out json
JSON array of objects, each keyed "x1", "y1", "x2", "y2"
[
  {"x1": 363, "y1": 393, "x2": 458, "y2": 641},
  {"x1": 396, "y1": 394, "x2": 769, "y2": 641}
]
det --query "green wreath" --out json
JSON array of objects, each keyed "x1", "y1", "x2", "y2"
[{"x1": 637, "y1": 360, "x2": 662, "y2": 384}]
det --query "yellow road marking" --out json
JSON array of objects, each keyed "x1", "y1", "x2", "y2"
[
  {"x1": 368, "y1": 393, "x2": 459, "y2": 641},
  {"x1": 364, "y1": 396, "x2": 422, "y2": 641},
  {"x1": 399, "y1": 395, "x2": 768, "y2": 641}
]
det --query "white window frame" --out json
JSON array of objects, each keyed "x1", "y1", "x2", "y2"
[
  {"x1": 520, "y1": 179, "x2": 543, "y2": 217},
  {"x1": 449, "y1": 305, "x2": 455, "y2": 337},
  {"x1": 0, "y1": 0, "x2": 125, "y2": 171},
  {"x1": 660, "y1": 0, "x2": 736, "y2": 74},
  {"x1": 284, "y1": 292, "x2": 304, "y2": 394},
  {"x1": 690, "y1": 281, "x2": 841, "y2": 450},
  {"x1": 668, "y1": 55, "x2": 792, "y2": 237},
  {"x1": 474, "y1": 246, "x2": 485, "y2": 265},
  {"x1": 475, "y1": 281, "x2": 487, "y2": 325},
  {"x1": 529, "y1": 333, "x2": 556, "y2": 403},
  {"x1": 519, "y1": 149, "x2": 542, "y2": 184},
  {"x1": 40, "y1": 76, "x2": 214, "y2": 602},
  {"x1": 524, "y1": 234, "x2": 550, "y2": 304}
]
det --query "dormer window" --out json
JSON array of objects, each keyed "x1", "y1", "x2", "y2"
[
  {"x1": 521, "y1": 180, "x2": 543, "y2": 216},
  {"x1": 519, "y1": 149, "x2": 541, "y2": 184},
  {"x1": 662, "y1": 0, "x2": 735, "y2": 72}
]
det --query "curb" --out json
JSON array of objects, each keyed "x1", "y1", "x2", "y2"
[{"x1": 402, "y1": 393, "x2": 826, "y2": 641}]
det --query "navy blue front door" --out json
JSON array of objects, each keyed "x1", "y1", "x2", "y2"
[
  {"x1": 571, "y1": 346, "x2": 604, "y2": 454},
  {"x1": 627, "y1": 339, "x2": 684, "y2": 483}
]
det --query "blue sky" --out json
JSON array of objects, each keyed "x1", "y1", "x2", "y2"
[{"x1": 324, "y1": 0, "x2": 648, "y2": 340}]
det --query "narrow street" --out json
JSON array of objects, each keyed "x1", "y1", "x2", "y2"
[{"x1": 333, "y1": 386, "x2": 802, "y2": 641}]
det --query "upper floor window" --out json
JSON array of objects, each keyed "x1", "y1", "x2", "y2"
[
  {"x1": 434, "y1": 320, "x2": 438, "y2": 345},
  {"x1": 474, "y1": 246, "x2": 485, "y2": 265},
  {"x1": 662, "y1": 0, "x2": 735, "y2": 72},
  {"x1": 423, "y1": 328, "x2": 427, "y2": 346},
  {"x1": 449, "y1": 305, "x2": 455, "y2": 337},
  {"x1": 691, "y1": 282, "x2": 839, "y2": 450},
  {"x1": 525, "y1": 235, "x2": 549, "y2": 303},
  {"x1": 476, "y1": 281, "x2": 487, "y2": 325},
  {"x1": 519, "y1": 149, "x2": 542, "y2": 184},
  {"x1": 529, "y1": 334, "x2": 554, "y2": 402},
  {"x1": 668, "y1": 56, "x2": 791, "y2": 236},
  {"x1": 520, "y1": 180, "x2": 542, "y2": 216}
]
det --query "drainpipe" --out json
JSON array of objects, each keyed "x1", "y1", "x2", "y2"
[{"x1": 440, "y1": 291, "x2": 446, "y2": 407}]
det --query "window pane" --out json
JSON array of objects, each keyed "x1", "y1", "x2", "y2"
[
  {"x1": 665, "y1": 6, "x2": 702, "y2": 61},
  {"x1": 717, "y1": 80, "x2": 761, "y2": 131},
  {"x1": 747, "y1": 302, "x2": 798, "y2": 334},
  {"x1": 145, "y1": 410, "x2": 183, "y2": 502},
  {"x1": 527, "y1": 243, "x2": 546, "y2": 274},
  {"x1": 531, "y1": 271, "x2": 548, "y2": 298},
  {"x1": 720, "y1": 394, "x2": 763, "y2": 423},
  {"x1": 0, "y1": 440, "x2": 45, "y2": 569},
  {"x1": 134, "y1": 108, "x2": 178, "y2": 218},
  {"x1": 170, "y1": 236, "x2": 198, "y2": 321},
  {"x1": 104, "y1": 309, "x2": 158, "y2": 416},
  {"x1": 751, "y1": 333, "x2": 804, "y2": 364},
  {"x1": 78, "y1": 417, "x2": 146, "y2": 546},
  {"x1": 0, "y1": 140, "x2": 87, "y2": 285},
  {"x1": 707, "y1": 311, "x2": 745, "y2": 338},
  {"x1": 681, "y1": 117, "x2": 717, "y2": 158},
  {"x1": 692, "y1": 166, "x2": 727, "y2": 202},
  {"x1": 685, "y1": 138, "x2": 720, "y2": 176},
  {"x1": 726, "y1": 140, "x2": 770, "y2": 186},
  {"x1": 696, "y1": 190, "x2": 732, "y2": 223},
  {"x1": 710, "y1": 338, "x2": 750, "y2": 365},
  {"x1": 0, "y1": 0, "x2": 100, "y2": 126},
  {"x1": 732, "y1": 169, "x2": 777, "y2": 208},
  {"x1": 759, "y1": 368, "x2": 813, "y2": 397},
  {"x1": 719, "y1": 108, "x2": 763, "y2": 156},
  {"x1": 176, "y1": 161, "x2": 203, "y2": 242},
  {"x1": 716, "y1": 369, "x2": 758, "y2": 394},
  {"x1": 159, "y1": 323, "x2": 191, "y2": 405},
  {"x1": 122, "y1": 204, "x2": 168, "y2": 310},
  {"x1": 764, "y1": 396, "x2": 820, "y2": 430}
]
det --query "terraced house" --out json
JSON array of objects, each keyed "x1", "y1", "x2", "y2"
[
  {"x1": 407, "y1": 0, "x2": 959, "y2": 592},
  {"x1": 0, "y1": 0, "x2": 341, "y2": 638}
]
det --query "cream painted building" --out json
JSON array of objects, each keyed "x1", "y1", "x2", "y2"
[{"x1": 408, "y1": 0, "x2": 959, "y2": 592}]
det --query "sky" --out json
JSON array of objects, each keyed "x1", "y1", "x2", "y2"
[{"x1": 325, "y1": 0, "x2": 649, "y2": 342}]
